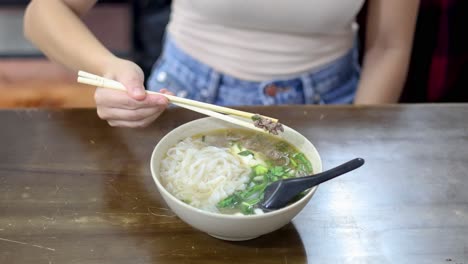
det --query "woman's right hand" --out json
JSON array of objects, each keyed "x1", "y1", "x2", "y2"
[{"x1": 94, "y1": 58, "x2": 170, "y2": 128}]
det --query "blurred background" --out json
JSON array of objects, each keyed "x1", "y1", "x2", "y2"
[{"x1": 0, "y1": 0, "x2": 466, "y2": 108}]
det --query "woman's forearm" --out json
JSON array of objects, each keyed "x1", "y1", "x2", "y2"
[
  {"x1": 354, "y1": 46, "x2": 412, "y2": 104},
  {"x1": 354, "y1": 0, "x2": 419, "y2": 105},
  {"x1": 24, "y1": 0, "x2": 116, "y2": 75}
]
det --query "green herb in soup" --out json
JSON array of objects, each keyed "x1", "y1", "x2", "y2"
[
  {"x1": 160, "y1": 129, "x2": 313, "y2": 216},
  {"x1": 205, "y1": 129, "x2": 313, "y2": 215}
]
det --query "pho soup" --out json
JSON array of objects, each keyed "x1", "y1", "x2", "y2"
[{"x1": 159, "y1": 129, "x2": 313, "y2": 215}]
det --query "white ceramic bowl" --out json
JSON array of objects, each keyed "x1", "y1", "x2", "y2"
[{"x1": 150, "y1": 117, "x2": 322, "y2": 241}]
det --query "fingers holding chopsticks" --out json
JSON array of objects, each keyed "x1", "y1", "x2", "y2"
[
  {"x1": 93, "y1": 58, "x2": 170, "y2": 127},
  {"x1": 79, "y1": 69, "x2": 282, "y2": 133},
  {"x1": 95, "y1": 87, "x2": 168, "y2": 127},
  {"x1": 94, "y1": 87, "x2": 168, "y2": 110},
  {"x1": 101, "y1": 58, "x2": 149, "y2": 100}
]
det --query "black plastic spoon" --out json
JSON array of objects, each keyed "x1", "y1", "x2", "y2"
[{"x1": 260, "y1": 158, "x2": 365, "y2": 211}]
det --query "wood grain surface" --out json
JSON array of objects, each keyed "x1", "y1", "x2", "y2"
[{"x1": 0, "y1": 104, "x2": 467, "y2": 264}]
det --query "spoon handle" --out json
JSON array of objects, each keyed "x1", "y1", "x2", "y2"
[{"x1": 286, "y1": 158, "x2": 365, "y2": 190}]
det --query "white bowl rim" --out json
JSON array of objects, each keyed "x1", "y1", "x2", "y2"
[{"x1": 150, "y1": 117, "x2": 322, "y2": 220}]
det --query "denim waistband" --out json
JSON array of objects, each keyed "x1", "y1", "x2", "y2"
[
  {"x1": 153, "y1": 35, "x2": 360, "y2": 105},
  {"x1": 161, "y1": 35, "x2": 357, "y2": 90},
  {"x1": 161, "y1": 36, "x2": 214, "y2": 82}
]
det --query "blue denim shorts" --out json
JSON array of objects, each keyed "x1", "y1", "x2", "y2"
[{"x1": 147, "y1": 36, "x2": 360, "y2": 105}]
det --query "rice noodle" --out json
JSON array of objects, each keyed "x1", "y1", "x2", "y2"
[{"x1": 160, "y1": 137, "x2": 251, "y2": 213}]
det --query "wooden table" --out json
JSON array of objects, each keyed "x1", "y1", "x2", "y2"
[{"x1": 1, "y1": 104, "x2": 467, "y2": 264}]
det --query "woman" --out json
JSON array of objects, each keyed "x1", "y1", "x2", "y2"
[{"x1": 24, "y1": 0, "x2": 419, "y2": 128}]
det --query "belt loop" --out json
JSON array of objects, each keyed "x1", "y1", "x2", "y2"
[
  {"x1": 300, "y1": 74, "x2": 316, "y2": 104},
  {"x1": 206, "y1": 70, "x2": 221, "y2": 104}
]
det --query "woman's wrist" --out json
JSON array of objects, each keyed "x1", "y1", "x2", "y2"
[{"x1": 99, "y1": 54, "x2": 121, "y2": 77}]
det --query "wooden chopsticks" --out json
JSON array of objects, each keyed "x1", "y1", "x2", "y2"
[{"x1": 77, "y1": 71, "x2": 279, "y2": 133}]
